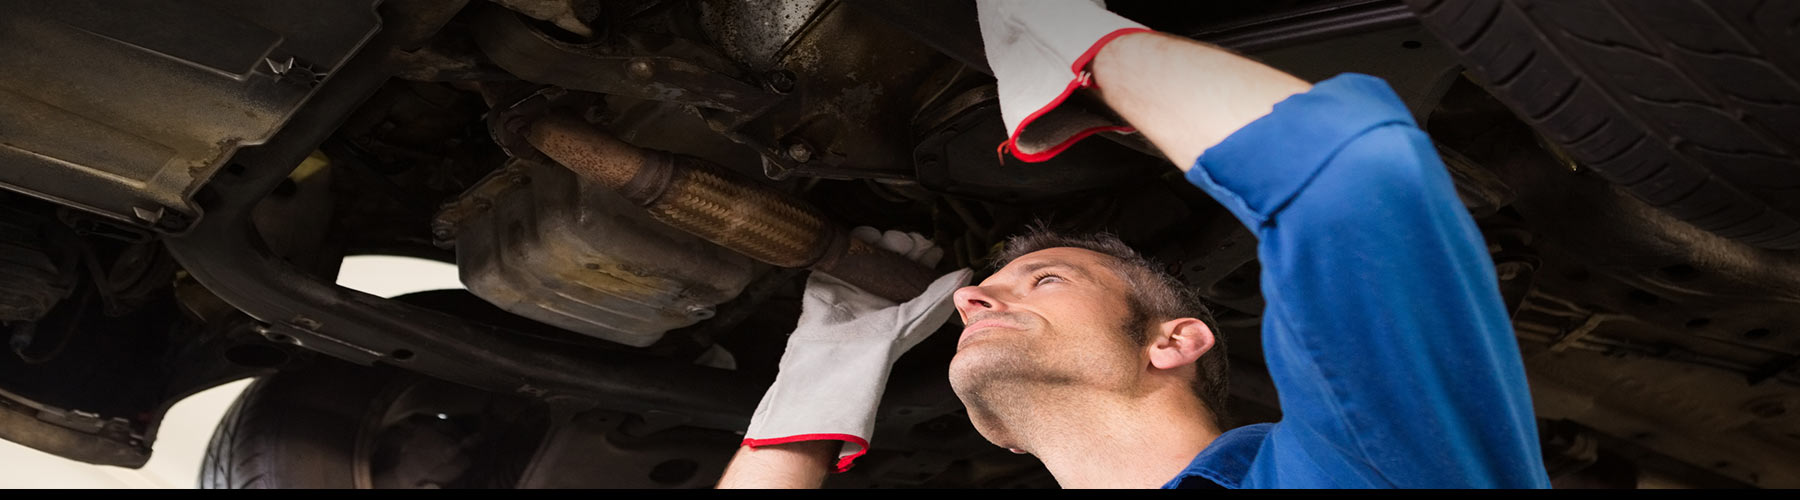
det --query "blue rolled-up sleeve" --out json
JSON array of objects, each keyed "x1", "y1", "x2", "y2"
[{"x1": 1184, "y1": 74, "x2": 1551, "y2": 488}]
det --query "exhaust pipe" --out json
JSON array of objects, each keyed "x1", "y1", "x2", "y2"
[{"x1": 524, "y1": 113, "x2": 941, "y2": 303}]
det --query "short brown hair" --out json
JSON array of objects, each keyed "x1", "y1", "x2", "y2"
[{"x1": 993, "y1": 228, "x2": 1231, "y2": 428}]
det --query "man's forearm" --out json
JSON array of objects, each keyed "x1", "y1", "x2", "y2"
[
  {"x1": 1089, "y1": 32, "x2": 1312, "y2": 169},
  {"x1": 716, "y1": 441, "x2": 837, "y2": 488}
]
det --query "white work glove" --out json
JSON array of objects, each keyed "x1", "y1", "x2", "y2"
[
  {"x1": 741, "y1": 227, "x2": 972, "y2": 473},
  {"x1": 978, "y1": 0, "x2": 1151, "y2": 162}
]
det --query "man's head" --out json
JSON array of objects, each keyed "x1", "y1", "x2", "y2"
[{"x1": 947, "y1": 228, "x2": 1228, "y2": 447}]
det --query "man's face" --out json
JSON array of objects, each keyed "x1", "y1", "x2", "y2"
[{"x1": 947, "y1": 247, "x2": 1147, "y2": 443}]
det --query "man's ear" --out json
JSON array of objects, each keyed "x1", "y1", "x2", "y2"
[{"x1": 1147, "y1": 318, "x2": 1215, "y2": 371}]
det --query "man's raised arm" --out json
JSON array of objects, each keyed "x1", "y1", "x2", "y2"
[{"x1": 980, "y1": 0, "x2": 1550, "y2": 487}]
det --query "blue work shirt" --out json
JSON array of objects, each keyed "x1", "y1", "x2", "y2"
[{"x1": 1162, "y1": 74, "x2": 1551, "y2": 489}]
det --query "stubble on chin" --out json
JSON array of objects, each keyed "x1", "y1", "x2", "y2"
[
  {"x1": 948, "y1": 346, "x2": 1006, "y2": 408},
  {"x1": 948, "y1": 342, "x2": 1079, "y2": 415},
  {"x1": 948, "y1": 348, "x2": 1025, "y2": 447}
]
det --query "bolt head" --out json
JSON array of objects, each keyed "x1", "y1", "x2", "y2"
[
  {"x1": 764, "y1": 70, "x2": 797, "y2": 94},
  {"x1": 626, "y1": 60, "x2": 655, "y2": 81},
  {"x1": 786, "y1": 143, "x2": 813, "y2": 163}
]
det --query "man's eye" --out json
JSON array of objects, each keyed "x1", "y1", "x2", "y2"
[{"x1": 1032, "y1": 273, "x2": 1063, "y2": 286}]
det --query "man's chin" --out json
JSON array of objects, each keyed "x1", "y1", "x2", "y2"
[
  {"x1": 946, "y1": 355, "x2": 1017, "y2": 448},
  {"x1": 947, "y1": 342, "x2": 997, "y2": 383},
  {"x1": 947, "y1": 349, "x2": 987, "y2": 398},
  {"x1": 947, "y1": 345, "x2": 1026, "y2": 404}
]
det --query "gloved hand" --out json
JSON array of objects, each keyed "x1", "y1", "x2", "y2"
[
  {"x1": 741, "y1": 227, "x2": 973, "y2": 473},
  {"x1": 978, "y1": 0, "x2": 1151, "y2": 162}
]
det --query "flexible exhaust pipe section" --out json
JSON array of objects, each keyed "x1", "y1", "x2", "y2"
[{"x1": 525, "y1": 113, "x2": 941, "y2": 303}]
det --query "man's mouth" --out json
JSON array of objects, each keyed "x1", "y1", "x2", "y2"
[{"x1": 958, "y1": 318, "x2": 1021, "y2": 348}]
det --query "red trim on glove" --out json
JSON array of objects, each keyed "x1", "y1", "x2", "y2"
[
  {"x1": 998, "y1": 27, "x2": 1154, "y2": 164},
  {"x1": 741, "y1": 433, "x2": 871, "y2": 473}
]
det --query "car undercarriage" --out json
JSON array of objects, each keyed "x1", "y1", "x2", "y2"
[{"x1": 0, "y1": 0, "x2": 1796, "y2": 488}]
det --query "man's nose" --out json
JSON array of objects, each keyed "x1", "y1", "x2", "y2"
[{"x1": 953, "y1": 285, "x2": 1005, "y2": 320}]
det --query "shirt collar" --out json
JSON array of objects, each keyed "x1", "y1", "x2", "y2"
[{"x1": 1162, "y1": 422, "x2": 1273, "y2": 489}]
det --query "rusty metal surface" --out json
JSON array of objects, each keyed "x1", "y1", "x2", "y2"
[
  {"x1": 646, "y1": 158, "x2": 831, "y2": 268},
  {"x1": 480, "y1": 0, "x2": 955, "y2": 182},
  {"x1": 812, "y1": 236, "x2": 944, "y2": 307},
  {"x1": 472, "y1": 5, "x2": 781, "y2": 116},
  {"x1": 525, "y1": 113, "x2": 831, "y2": 268},
  {"x1": 695, "y1": 0, "x2": 957, "y2": 180},
  {"x1": 698, "y1": 0, "x2": 832, "y2": 73},
  {"x1": 525, "y1": 114, "x2": 831, "y2": 267},
  {"x1": 0, "y1": 0, "x2": 381, "y2": 233},
  {"x1": 439, "y1": 160, "x2": 760, "y2": 348},
  {"x1": 526, "y1": 115, "x2": 943, "y2": 302},
  {"x1": 518, "y1": 113, "x2": 656, "y2": 195}
]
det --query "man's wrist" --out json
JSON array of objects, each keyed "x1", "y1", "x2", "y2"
[
  {"x1": 717, "y1": 440, "x2": 839, "y2": 488},
  {"x1": 1089, "y1": 30, "x2": 1311, "y2": 169}
]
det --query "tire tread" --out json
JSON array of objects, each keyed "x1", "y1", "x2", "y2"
[{"x1": 1405, "y1": 0, "x2": 1800, "y2": 249}]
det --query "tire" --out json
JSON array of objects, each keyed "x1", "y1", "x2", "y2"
[
  {"x1": 1405, "y1": 0, "x2": 1800, "y2": 249},
  {"x1": 199, "y1": 358, "x2": 547, "y2": 489},
  {"x1": 200, "y1": 361, "x2": 389, "y2": 489}
]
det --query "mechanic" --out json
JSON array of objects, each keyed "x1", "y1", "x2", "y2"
[{"x1": 717, "y1": 0, "x2": 1551, "y2": 489}]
